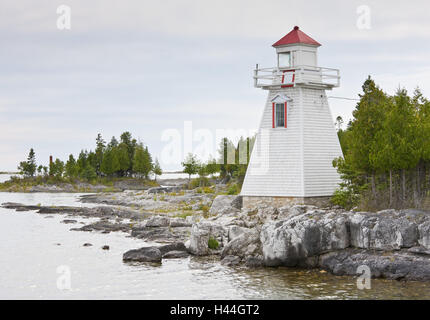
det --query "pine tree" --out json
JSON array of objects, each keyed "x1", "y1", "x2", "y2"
[
  {"x1": 153, "y1": 158, "x2": 162, "y2": 181},
  {"x1": 18, "y1": 148, "x2": 37, "y2": 177}
]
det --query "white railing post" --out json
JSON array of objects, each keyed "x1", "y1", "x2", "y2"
[{"x1": 254, "y1": 64, "x2": 259, "y2": 87}]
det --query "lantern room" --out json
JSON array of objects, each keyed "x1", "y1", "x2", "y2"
[
  {"x1": 273, "y1": 26, "x2": 320, "y2": 69},
  {"x1": 253, "y1": 26, "x2": 340, "y2": 90}
]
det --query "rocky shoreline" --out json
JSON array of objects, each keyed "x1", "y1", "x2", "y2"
[{"x1": 2, "y1": 186, "x2": 430, "y2": 281}]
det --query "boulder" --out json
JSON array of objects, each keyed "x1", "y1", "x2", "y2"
[
  {"x1": 162, "y1": 250, "x2": 189, "y2": 259},
  {"x1": 260, "y1": 211, "x2": 349, "y2": 267},
  {"x1": 228, "y1": 225, "x2": 249, "y2": 241},
  {"x1": 170, "y1": 217, "x2": 192, "y2": 228},
  {"x1": 188, "y1": 222, "x2": 228, "y2": 255},
  {"x1": 146, "y1": 215, "x2": 170, "y2": 227},
  {"x1": 319, "y1": 248, "x2": 430, "y2": 281},
  {"x1": 209, "y1": 195, "x2": 241, "y2": 216},
  {"x1": 221, "y1": 228, "x2": 262, "y2": 259},
  {"x1": 158, "y1": 242, "x2": 187, "y2": 255},
  {"x1": 348, "y1": 212, "x2": 418, "y2": 250},
  {"x1": 123, "y1": 247, "x2": 162, "y2": 263}
]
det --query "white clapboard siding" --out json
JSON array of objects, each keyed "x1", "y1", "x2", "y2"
[{"x1": 241, "y1": 86, "x2": 343, "y2": 198}]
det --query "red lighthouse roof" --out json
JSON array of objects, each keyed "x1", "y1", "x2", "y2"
[{"x1": 272, "y1": 26, "x2": 321, "y2": 47}]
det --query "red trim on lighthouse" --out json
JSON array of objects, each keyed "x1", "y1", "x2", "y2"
[
  {"x1": 281, "y1": 69, "x2": 295, "y2": 88},
  {"x1": 272, "y1": 103, "x2": 275, "y2": 128},
  {"x1": 284, "y1": 102, "x2": 287, "y2": 128}
]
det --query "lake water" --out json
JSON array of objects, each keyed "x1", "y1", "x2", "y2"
[{"x1": 0, "y1": 191, "x2": 429, "y2": 300}]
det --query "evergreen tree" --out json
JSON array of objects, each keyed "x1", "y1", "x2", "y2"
[
  {"x1": 95, "y1": 133, "x2": 105, "y2": 176},
  {"x1": 153, "y1": 158, "x2": 162, "y2": 181},
  {"x1": 18, "y1": 148, "x2": 37, "y2": 177},
  {"x1": 65, "y1": 154, "x2": 78, "y2": 178}
]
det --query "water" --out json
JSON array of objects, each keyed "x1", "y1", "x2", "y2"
[
  {"x1": 0, "y1": 174, "x2": 14, "y2": 183},
  {"x1": 0, "y1": 192, "x2": 429, "y2": 300}
]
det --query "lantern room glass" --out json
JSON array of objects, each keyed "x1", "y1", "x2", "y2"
[{"x1": 278, "y1": 52, "x2": 291, "y2": 68}]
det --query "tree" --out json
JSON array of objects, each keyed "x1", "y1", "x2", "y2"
[
  {"x1": 18, "y1": 148, "x2": 37, "y2": 177},
  {"x1": 132, "y1": 144, "x2": 153, "y2": 178},
  {"x1": 205, "y1": 157, "x2": 219, "y2": 177},
  {"x1": 65, "y1": 154, "x2": 78, "y2": 178},
  {"x1": 182, "y1": 153, "x2": 199, "y2": 185},
  {"x1": 116, "y1": 143, "x2": 130, "y2": 176},
  {"x1": 153, "y1": 158, "x2": 162, "y2": 181},
  {"x1": 94, "y1": 133, "x2": 106, "y2": 176},
  {"x1": 49, "y1": 158, "x2": 64, "y2": 178},
  {"x1": 101, "y1": 147, "x2": 120, "y2": 176}
]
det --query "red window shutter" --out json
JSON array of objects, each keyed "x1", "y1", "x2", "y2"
[
  {"x1": 284, "y1": 102, "x2": 287, "y2": 128},
  {"x1": 272, "y1": 103, "x2": 275, "y2": 128}
]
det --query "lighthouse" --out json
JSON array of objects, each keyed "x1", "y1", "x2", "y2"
[{"x1": 241, "y1": 26, "x2": 343, "y2": 209}]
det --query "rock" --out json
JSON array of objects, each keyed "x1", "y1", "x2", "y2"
[
  {"x1": 170, "y1": 217, "x2": 192, "y2": 228},
  {"x1": 221, "y1": 228, "x2": 261, "y2": 259},
  {"x1": 221, "y1": 255, "x2": 241, "y2": 266},
  {"x1": 228, "y1": 225, "x2": 249, "y2": 241},
  {"x1": 61, "y1": 219, "x2": 77, "y2": 224},
  {"x1": 131, "y1": 226, "x2": 180, "y2": 242},
  {"x1": 147, "y1": 186, "x2": 182, "y2": 194},
  {"x1": 418, "y1": 221, "x2": 430, "y2": 249},
  {"x1": 348, "y1": 212, "x2": 418, "y2": 250},
  {"x1": 146, "y1": 215, "x2": 170, "y2": 227},
  {"x1": 408, "y1": 246, "x2": 430, "y2": 255},
  {"x1": 209, "y1": 195, "x2": 241, "y2": 216},
  {"x1": 123, "y1": 247, "x2": 162, "y2": 263},
  {"x1": 158, "y1": 242, "x2": 187, "y2": 255},
  {"x1": 83, "y1": 243, "x2": 93, "y2": 247},
  {"x1": 188, "y1": 222, "x2": 228, "y2": 255},
  {"x1": 260, "y1": 211, "x2": 349, "y2": 267},
  {"x1": 102, "y1": 245, "x2": 110, "y2": 250},
  {"x1": 162, "y1": 250, "x2": 189, "y2": 259},
  {"x1": 319, "y1": 248, "x2": 430, "y2": 281},
  {"x1": 245, "y1": 256, "x2": 264, "y2": 268}
]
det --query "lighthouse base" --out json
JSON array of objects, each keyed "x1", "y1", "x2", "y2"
[{"x1": 242, "y1": 196, "x2": 332, "y2": 210}]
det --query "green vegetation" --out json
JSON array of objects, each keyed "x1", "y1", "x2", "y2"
[
  {"x1": 4, "y1": 132, "x2": 160, "y2": 189},
  {"x1": 181, "y1": 135, "x2": 256, "y2": 191},
  {"x1": 332, "y1": 77, "x2": 430, "y2": 210},
  {"x1": 208, "y1": 237, "x2": 219, "y2": 250}
]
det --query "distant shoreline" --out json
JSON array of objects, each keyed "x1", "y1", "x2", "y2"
[{"x1": 0, "y1": 172, "x2": 18, "y2": 175}]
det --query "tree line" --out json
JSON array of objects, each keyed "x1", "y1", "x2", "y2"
[
  {"x1": 18, "y1": 132, "x2": 162, "y2": 181},
  {"x1": 333, "y1": 77, "x2": 430, "y2": 210}
]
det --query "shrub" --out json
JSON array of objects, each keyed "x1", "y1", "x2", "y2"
[
  {"x1": 331, "y1": 187, "x2": 359, "y2": 210},
  {"x1": 208, "y1": 237, "x2": 219, "y2": 250},
  {"x1": 227, "y1": 183, "x2": 240, "y2": 195}
]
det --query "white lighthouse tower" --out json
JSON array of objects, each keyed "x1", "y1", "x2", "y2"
[{"x1": 241, "y1": 26, "x2": 343, "y2": 209}]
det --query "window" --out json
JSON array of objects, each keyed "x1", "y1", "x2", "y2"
[
  {"x1": 278, "y1": 52, "x2": 291, "y2": 68},
  {"x1": 275, "y1": 103, "x2": 285, "y2": 127}
]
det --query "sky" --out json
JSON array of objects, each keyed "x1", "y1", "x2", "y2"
[{"x1": 1, "y1": 0, "x2": 430, "y2": 171}]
